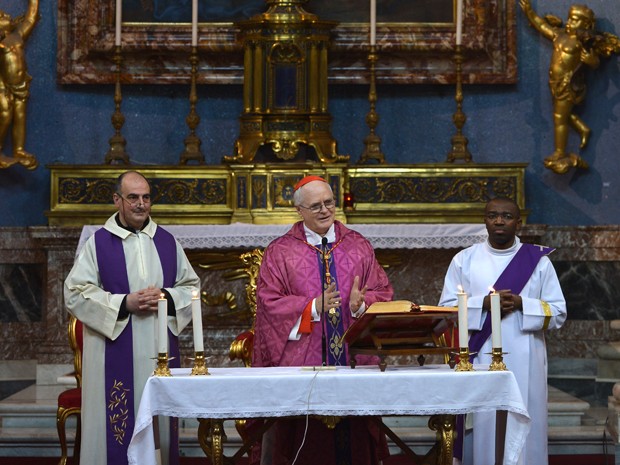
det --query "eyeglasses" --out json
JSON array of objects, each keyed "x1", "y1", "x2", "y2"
[
  {"x1": 485, "y1": 212, "x2": 516, "y2": 221},
  {"x1": 298, "y1": 199, "x2": 336, "y2": 214},
  {"x1": 117, "y1": 193, "x2": 151, "y2": 207}
]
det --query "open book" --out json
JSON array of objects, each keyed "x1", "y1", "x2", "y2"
[
  {"x1": 342, "y1": 300, "x2": 459, "y2": 370},
  {"x1": 366, "y1": 300, "x2": 457, "y2": 314}
]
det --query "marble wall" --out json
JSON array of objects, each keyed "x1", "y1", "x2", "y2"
[{"x1": 2, "y1": 225, "x2": 617, "y2": 368}]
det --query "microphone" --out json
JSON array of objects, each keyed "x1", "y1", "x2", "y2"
[{"x1": 321, "y1": 236, "x2": 328, "y2": 367}]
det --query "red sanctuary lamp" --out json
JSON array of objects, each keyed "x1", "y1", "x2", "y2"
[{"x1": 343, "y1": 192, "x2": 355, "y2": 211}]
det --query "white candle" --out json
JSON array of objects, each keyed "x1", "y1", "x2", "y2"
[
  {"x1": 191, "y1": 0, "x2": 198, "y2": 47},
  {"x1": 490, "y1": 290, "x2": 502, "y2": 348},
  {"x1": 158, "y1": 293, "x2": 168, "y2": 354},
  {"x1": 370, "y1": 0, "x2": 376, "y2": 46},
  {"x1": 115, "y1": 0, "x2": 122, "y2": 46},
  {"x1": 191, "y1": 290, "x2": 204, "y2": 352},
  {"x1": 457, "y1": 285, "x2": 468, "y2": 348},
  {"x1": 456, "y1": 0, "x2": 463, "y2": 45}
]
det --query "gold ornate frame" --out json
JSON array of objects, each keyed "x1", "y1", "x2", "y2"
[{"x1": 57, "y1": 0, "x2": 516, "y2": 85}]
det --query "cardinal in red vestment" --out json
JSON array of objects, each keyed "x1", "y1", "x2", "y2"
[{"x1": 252, "y1": 176, "x2": 394, "y2": 465}]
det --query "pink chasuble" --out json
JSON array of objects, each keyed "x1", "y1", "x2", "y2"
[
  {"x1": 252, "y1": 221, "x2": 393, "y2": 465},
  {"x1": 253, "y1": 221, "x2": 393, "y2": 368}
]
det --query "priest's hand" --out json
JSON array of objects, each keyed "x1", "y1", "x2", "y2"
[
  {"x1": 318, "y1": 283, "x2": 340, "y2": 314},
  {"x1": 127, "y1": 286, "x2": 163, "y2": 313},
  {"x1": 349, "y1": 275, "x2": 367, "y2": 314},
  {"x1": 498, "y1": 289, "x2": 523, "y2": 316}
]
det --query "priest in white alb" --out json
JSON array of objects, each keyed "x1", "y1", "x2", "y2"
[
  {"x1": 64, "y1": 171, "x2": 200, "y2": 465},
  {"x1": 439, "y1": 197, "x2": 566, "y2": 465}
]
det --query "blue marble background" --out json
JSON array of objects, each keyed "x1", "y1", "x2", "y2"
[{"x1": 0, "y1": 0, "x2": 619, "y2": 227}]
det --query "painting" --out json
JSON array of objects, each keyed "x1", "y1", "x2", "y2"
[
  {"x1": 122, "y1": 0, "x2": 453, "y2": 24},
  {"x1": 57, "y1": 0, "x2": 516, "y2": 85}
]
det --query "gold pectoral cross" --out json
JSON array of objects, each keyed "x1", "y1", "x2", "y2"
[
  {"x1": 322, "y1": 250, "x2": 332, "y2": 285},
  {"x1": 323, "y1": 250, "x2": 336, "y2": 315}
]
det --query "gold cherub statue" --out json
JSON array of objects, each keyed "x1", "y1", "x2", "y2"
[
  {"x1": 0, "y1": 0, "x2": 39, "y2": 170},
  {"x1": 520, "y1": 0, "x2": 620, "y2": 174}
]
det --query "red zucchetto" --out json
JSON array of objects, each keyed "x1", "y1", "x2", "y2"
[{"x1": 294, "y1": 175, "x2": 327, "y2": 191}]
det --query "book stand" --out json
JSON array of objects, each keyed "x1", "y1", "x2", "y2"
[{"x1": 343, "y1": 310, "x2": 458, "y2": 372}]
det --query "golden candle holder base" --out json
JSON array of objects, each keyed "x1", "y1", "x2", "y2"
[
  {"x1": 488, "y1": 347, "x2": 508, "y2": 371},
  {"x1": 153, "y1": 352, "x2": 172, "y2": 377},
  {"x1": 190, "y1": 351, "x2": 210, "y2": 376},
  {"x1": 455, "y1": 347, "x2": 475, "y2": 372}
]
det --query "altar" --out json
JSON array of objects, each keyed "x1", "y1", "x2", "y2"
[{"x1": 128, "y1": 365, "x2": 530, "y2": 465}]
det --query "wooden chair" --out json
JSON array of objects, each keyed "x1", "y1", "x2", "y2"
[{"x1": 57, "y1": 315, "x2": 83, "y2": 465}]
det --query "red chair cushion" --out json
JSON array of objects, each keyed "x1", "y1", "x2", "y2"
[
  {"x1": 75, "y1": 319, "x2": 83, "y2": 353},
  {"x1": 58, "y1": 387, "x2": 81, "y2": 409}
]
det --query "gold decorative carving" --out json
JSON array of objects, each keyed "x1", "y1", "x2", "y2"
[
  {"x1": 428, "y1": 414, "x2": 456, "y2": 464},
  {"x1": 346, "y1": 163, "x2": 528, "y2": 224},
  {"x1": 0, "y1": 0, "x2": 39, "y2": 170},
  {"x1": 197, "y1": 418, "x2": 227, "y2": 465},
  {"x1": 47, "y1": 163, "x2": 527, "y2": 225},
  {"x1": 224, "y1": 0, "x2": 348, "y2": 164},
  {"x1": 520, "y1": 0, "x2": 620, "y2": 174}
]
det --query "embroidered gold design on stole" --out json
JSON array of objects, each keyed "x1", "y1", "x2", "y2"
[{"x1": 108, "y1": 380, "x2": 131, "y2": 444}]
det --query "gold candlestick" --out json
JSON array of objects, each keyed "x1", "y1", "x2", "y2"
[
  {"x1": 180, "y1": 46, "x2": 205, "y2": 165},
  {"x1": 446, "y1": 45, "x2": 472, "y2": 163},
  {"x1": 105, "y1": 45, "x2": 130, "y2": 164},
  {"x1": 488, "y1": 347, "x2": 507, "y2": 371},
  {"x1": 153, "y1": 352, "x2": 172, "y2": 377},
  {"x1": 359, "y1": 45, "x2": 386, "y2": 164},
  {"x1": 455, "y1": 347, "x2": 474, "y2": 372},
  {"x1": 191, "y1": 350, "x2": 210, "y2": 376}
]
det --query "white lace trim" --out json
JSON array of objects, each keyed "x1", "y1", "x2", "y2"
[
  {"x1": 78, "y1": 223, "x2": 487, "y2": 252},
  {"x1": 149, "y1": 405, "x2": 529, "y2": 420}
]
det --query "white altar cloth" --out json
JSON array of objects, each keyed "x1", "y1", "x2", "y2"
[
  {"x1": 78, "y1": 223, "x2": 487, "y2": 252},
  {"x1": 127, "y1": 365, "x2": 530, "y2": 465}
]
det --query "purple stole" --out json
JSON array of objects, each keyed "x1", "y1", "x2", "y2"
[
  {"x1": 468, "y1": 243, "x2": 555, "y2": 360},
  {"x1": 316, "y1": 243, "x2": 352, "y2": 465},
  {"x1": 454, "y1": 242, "x2": 555, "y2": 460},
  {"x1": 95, "y1": 226, "x2": 179, "y2": 465},
  {"x1": 317, "y1": 243, "x2": 347, "y2": 366}
]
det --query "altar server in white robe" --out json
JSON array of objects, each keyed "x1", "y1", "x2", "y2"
[
  {"x1": 64, "y1": 171, "x2": 200, "y2": 465},
  {"x1": 439, "y1": 197, "x2": 566, "y2": 465}
]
